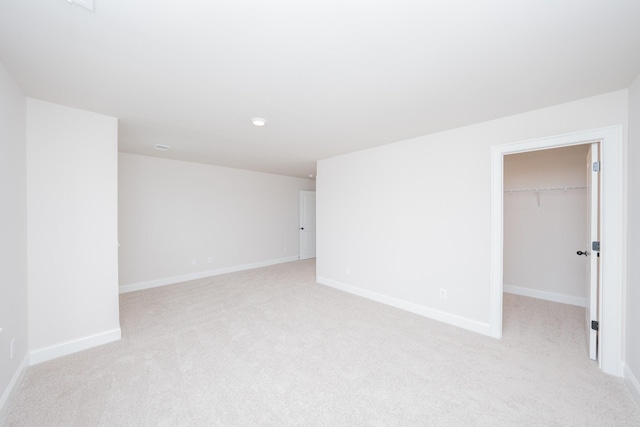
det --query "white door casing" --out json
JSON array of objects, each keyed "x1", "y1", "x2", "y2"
[
  {"x1": 490, "y1": 125, "x2": 624, "y2": 377},
  {"x1": 299, "y1": 191, "x2": 316, "y2": 259},
  {"x1": 585, "y1": 142, "x2": 600, "y2": 360}
]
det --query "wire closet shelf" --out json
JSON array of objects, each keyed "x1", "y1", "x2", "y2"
[
  {"x1": 503, "y1": 185, "x2": 586, "y2": 194},
  {"x1": 503, "y1": 186, "x2": 586, "y2": 208}
]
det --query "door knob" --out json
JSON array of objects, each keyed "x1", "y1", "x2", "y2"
[{"x1": 576, "y1": 250, "x2": 588, "y2": 256}]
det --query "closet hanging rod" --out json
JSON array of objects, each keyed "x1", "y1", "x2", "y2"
[{"x1": 504, "y1": 185, "x2": 586, "y2": 194}]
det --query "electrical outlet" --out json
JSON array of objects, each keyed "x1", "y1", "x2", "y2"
[
  {"x1": 439, "y1": 288, "x2": 448, "y2": 300},
  {"x1": 207, "y1": 256, "x2": 213, "y2": 264},
  {"x1": 191, "y1": 259, "x2": 197, "y2": 266},
  {"x1": 346, "y1": 267, "x2": 351, "y2": 275}
]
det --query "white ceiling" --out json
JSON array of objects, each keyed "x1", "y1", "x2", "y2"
[{"x1": 1, "y1": 0, "x2": 639, "y2": 178}]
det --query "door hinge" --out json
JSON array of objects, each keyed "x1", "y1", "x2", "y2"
[
  {"x1": 593, "y1": 161, "x2": 601, "y2": 172},
  {"x1": 591, "y1": 320, "x2": 599, "y2": 331},
  {"x1": 592, "y1": 241, "x2": 600, "y2": 251}
]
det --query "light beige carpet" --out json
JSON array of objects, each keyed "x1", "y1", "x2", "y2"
[{"x1": 4, "y1": 259, "x2": 640, "y2": 426}]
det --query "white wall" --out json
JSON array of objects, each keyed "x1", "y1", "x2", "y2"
[
  {"x1": 27, "y1": 99, "x2": 120, "y2": 362},
  {"x1": 0, "y1": 63, "x2": 28, "y2": 418},
  {"x1": 317, "y1": 90, "x2": 627, "y2": 334},
  {"x1": 626, "y1": 72, "x2": 640, "y2": 403},
  {"x1": 118, "y1": 153, "x2": 315, "y2": 289},
  {"x1": 503, "y1": 146, "x2": 588, "y2": 306}
]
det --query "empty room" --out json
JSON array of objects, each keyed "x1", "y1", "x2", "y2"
[{"x1": 1, "y1": 0, "x2": 640, "y2": 425}]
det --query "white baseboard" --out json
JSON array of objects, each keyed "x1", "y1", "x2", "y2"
[
  {"x1": 0, "y1": 353, "x2": 29, "y2": 421},
  {"x1": 316, "y1": 276, "x2": 492, "y2": 337},
  {"x1": 29, "y1": 328, "x2": 121, "y2": 366},
  {"x1": 624, "y1": 364, "x2": 640, "y2": 406},
  {"x1": 119, "y1": 256, "x2": 300, "y2": 294},
  {"x1": 503, "y1": 284, "x2": 586, "y2": 307}
]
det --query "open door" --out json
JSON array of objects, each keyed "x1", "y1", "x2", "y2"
[
  {"x1": 584, "y1": 142, "x2": 600, "y2": 360},
  {"x1": 299, "y1": 191, "x2": 316, "y2": 260}
]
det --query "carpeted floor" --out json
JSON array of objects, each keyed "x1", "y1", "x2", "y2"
[{"x1": 4, "y1": 259, "x2": 640, "y2": 426}]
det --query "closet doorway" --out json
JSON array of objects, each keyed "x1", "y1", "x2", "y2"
[
  {"x1": 502, "y1": 144, "x2": 598, "y2": 359},
  {"x1": 503, "y1": 145, "x2": 590, "y2": 306},
  {"x1": 489, "y1": 126, "x2": 623, "y2": 377}
]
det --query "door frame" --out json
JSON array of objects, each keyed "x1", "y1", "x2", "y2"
[{"x1": 490, "y1": 125, "x2": 624, "y2": 376}]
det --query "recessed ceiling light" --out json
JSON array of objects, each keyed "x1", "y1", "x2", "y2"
[
  {"x1": 252, "y1": 118, "x2": 267, "y2": 126},
  {"x1": 154, "y1": 144, "x2": 170, "y2": 151}
]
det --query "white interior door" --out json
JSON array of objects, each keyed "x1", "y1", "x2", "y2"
[
  {"x1": 584, "y1": 142, "x2": 600, "y2": 360},
  {"x1": 299, "y1": 191, "x2": 316, "y2": 260}
]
